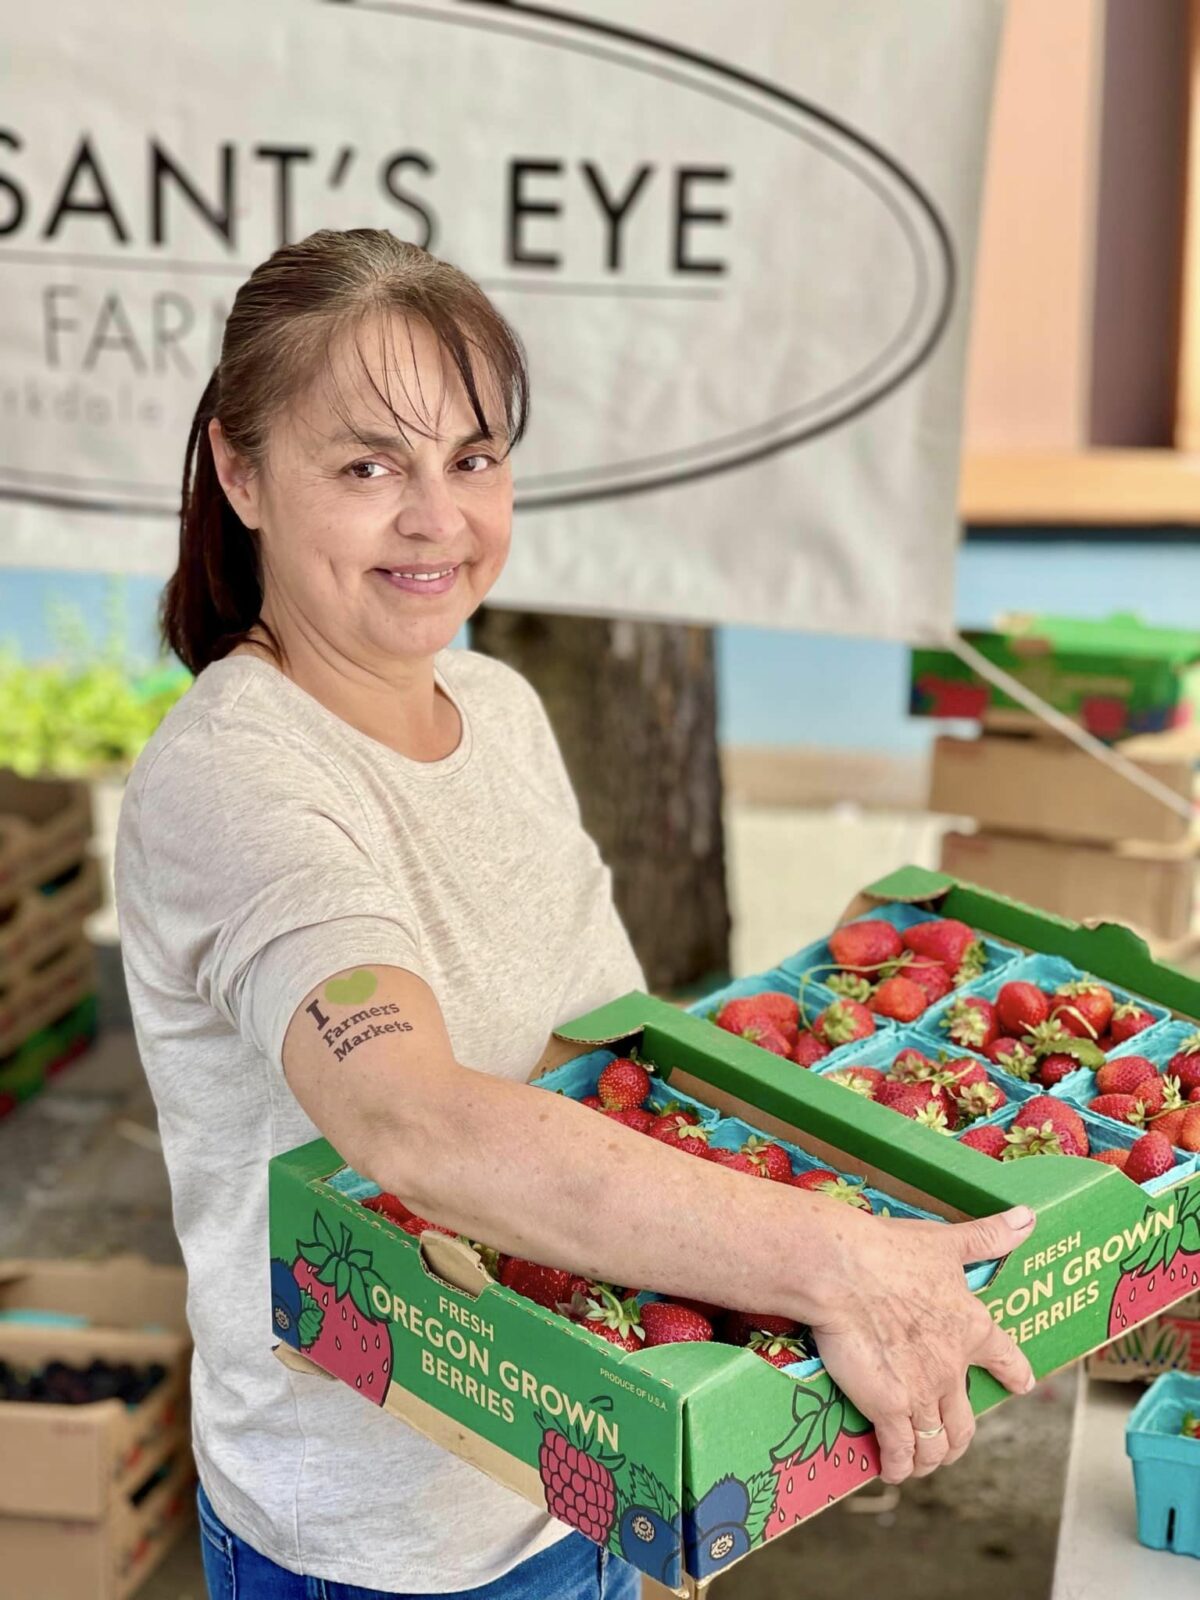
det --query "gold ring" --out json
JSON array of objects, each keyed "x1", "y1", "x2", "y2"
[{"x1": 914, "y1": 1424, "x2": 946, "y2": 1439}]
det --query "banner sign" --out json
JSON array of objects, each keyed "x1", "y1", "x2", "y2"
[{"x1": 0, "y1": 0, "x2": 1003, "y2": 639}]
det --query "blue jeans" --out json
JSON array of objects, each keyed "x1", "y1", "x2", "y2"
[{"x1": 197, "y1": 1483, "x2": 642, "y2": 1600}]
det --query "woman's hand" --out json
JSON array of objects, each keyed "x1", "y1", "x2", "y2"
[{"x1": 809, "y1": 1206, "x2": 1036, "y2": 1484}]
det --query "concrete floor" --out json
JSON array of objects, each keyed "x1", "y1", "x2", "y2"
[{"x1": 1, "y1": 806, "x2": 1076, "y2": 1599}]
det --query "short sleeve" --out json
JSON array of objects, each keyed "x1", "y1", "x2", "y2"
[{"x1": 129, "y1": 716, "x2": 426, "y2": 1073}]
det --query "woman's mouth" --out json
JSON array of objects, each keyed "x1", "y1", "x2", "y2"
[{"x1": 373, "y1": 564, "x2": 460, "y2": 596}]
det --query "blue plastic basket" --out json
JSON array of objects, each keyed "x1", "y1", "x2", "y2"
[
  {"x1": 1049, "y1": 1021, "x2": 1200, "y2": 1161},
  {"x1": 778, "y1": 901, "x2": 1021, "y2": 995},
  {"x1": 1127, "y1": 1371, "x2": 1200, "y2": 1558},
  {"x1": 815, "y1": 1033, "x2": 1045, "y2": 1129},
  {"x1": 532, "y1": 1046, "x2": 721, "y2": 1126},
  {"x1": 959, "y1": 1101, "x2": 1197, "y2": 1197}
]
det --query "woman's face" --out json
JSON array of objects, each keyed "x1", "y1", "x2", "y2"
[{"x1": 212, "y1": 313, "x2": 513, "y2": 669}]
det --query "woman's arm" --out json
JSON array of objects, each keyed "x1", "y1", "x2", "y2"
[{"x1": 283, "y1": 963, "x2": 1036, "y2": 1483}]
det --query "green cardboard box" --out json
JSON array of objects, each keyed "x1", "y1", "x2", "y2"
[
  {"x1": 910, "y1": 614, "x2": 1200, "y2": 740},
  {"x1": 267, "y1": 866, "x2": 1200, "y2": 1594}
]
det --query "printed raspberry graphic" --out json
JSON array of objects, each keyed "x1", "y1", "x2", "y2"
[{"x1": 536, "y1": 1399, "x2": 624, "y2": 1544}]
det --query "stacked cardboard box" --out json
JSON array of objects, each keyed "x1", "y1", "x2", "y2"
[
  {"x1": 0, "y1": 1258, "x2": 193, "y2": 1600},
  {"x1": 911, "y1": 617, "x2": 1200, "y2": 949},
  {"x1": 0, "y1": 769, "x2": 103, "y2": 1116}
]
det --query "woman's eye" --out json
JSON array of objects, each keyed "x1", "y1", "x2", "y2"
[
  {"x1": 456, "y1": 454, "x2": 495, "y2": 474},
  {"x1": 347, "y1": 460, "x2": 387, "y2": 480}
]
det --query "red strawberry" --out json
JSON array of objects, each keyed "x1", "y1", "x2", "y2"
[
  {"x1": 1192, "y1": 1088, "x2": 1200, "y2": 1104},
  {"x1": 1109, "y1": 1001, "x2": 1157, "y2": 1045},
  {"x1": 290, "y1": 1215, "x2": 392, "y2": 1403},
  {"x1": 1152, "y1": 1108, "x2": 1188, "y2": 1147},
  {"x1": 828, "y1": 919, "x2": 903, "y2": 973},
  {"x1": 941, "y1": 1058, "x2": 988, "y2": 1089},
  {"x1": 954, "y1": 1080, "x2": 1005, "y2": 1123},
  {"x1": 639, "y1": 1301, "x2": 713, "y2": 1346},
  {"x1": 745, "y1": 1025, "x2": 794, "y2": 1058},
  {"x1": 711, "y1": 1149, "x2": 772, "y2": 1178},
  {"x1": 875, "y1": 1079, "x2": 954, "y2": 1132},
  {"x1": 722, "y1": 1310, "x2": 799, "y2": 1344},
  {"x1": 792, "y1": 1031, "x2": 832, "y2": 1067},
  {"x1": 748, "y1": 1332, "x2": 811, "y2": 1369},
  {"x1": 1051, "y1": 981, "x2": 1115, "y2": 1041},
  {"x1": 1003, "y1": 1121, "x2": 1069, "y2": 1160},
  {"x1": 1130, "y1": 1076, "x2": 1181, "y2": 1120},
  {"x1": 713, "y1": 997, "x2": 781, "y2": 1045},
  {"x1": 362, "y1": 1194, "x2": 453, "y2": 1239},
  {"x1": 902, "y1": 918, "x2": 981, "y2": 977},
  {"x1": 791, "y1": 1169, "x2": 873, "y2": 1210},
  {"x1": 823, "y1": 1065, "x2": 885, "y2": 1097},
  {"x1": 941, "y1": 996, "x2": 999, "y2": 1051},
  {"x1": 1181, "y1": 1105, "x2": 1200, "y2": 1154},
  {"x1": 499, "y1": 1258, "x2": 578, "y2": 1310},
  {"x1": 814, "y1": 999, "x2": 876, "y2": 1047},
  {"x1": 1095, "y1": 1056, "x2": 1159, "y2": 1097},
  {"x1": 889, "y1": 1046, "x2": 935, "y2": 1081},
  {"x1": 1124, "y1": 1132, "x2": 1176, "y2": 1185},
  {"x1": 869, "y1": 976, "x2": 929, "y2": 1022},
  {"x1": 1037, "y1": 1053, "x2": 1082, "y2": 1088},
  {"x1": 1168, "y1": 1033, "x2": 1200, "y2": 1095},
  {"x1": 742, "y1": 1136, "x2": 795, "y2": 1182},
  {"x1": 1016, "y1": 1097, "x2": 1089, "y2": 1156},
  {"x1": 985, "y1": 1037, "x2": 1039, "y2": 1080},
  {"x1": 903, "y1": 957, "x2": 955, "y2": 1005},
  {"x1": 1091, "y1": 1149, "x2": 1130, "y2": 1170},
  {"x1": 575, "y1": 1287, "x2": 645, "y2": 1351},
  {"x1": 1089, "y1": 1093, "x2": 1146, "y2": 1127},
  {"x1": 597, "y1": 1057, "x2": 651, "y2": 1110},
  {"x1": 602, "y1": 1107, "x2": 657, "y2": 1132},
  {"x1": 581, "y1": 1095, "x2": 603, "y2": 1109},
  {"x1": 649, "y1": 1114, "x2": 712, "y2": 1157},
  {"x1": 995, "y1": 982, "x2": 1050, "y2": 1037},
  {"x1": 959, "y1": 1124, "x2": 1008, "y2": 1159},
  {"x1": 749, "y1": 991, "x2": 802, "y2": 1039}
]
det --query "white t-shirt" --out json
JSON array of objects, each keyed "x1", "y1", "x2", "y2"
[{"x1": 114, "y1": 648, "x2": 645, "y2": 1592}]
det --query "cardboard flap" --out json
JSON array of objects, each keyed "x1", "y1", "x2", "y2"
[
  {"x1": 273, "y1": 1343, "x2": 335, "y2": 1380},
  {"x1": 419, "y1": 1233, "x2": 492, "y2": 1299}
]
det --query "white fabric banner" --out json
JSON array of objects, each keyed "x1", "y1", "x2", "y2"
[{"x1": 0, "y1": 0, "x2": 1004, "y2": 640}]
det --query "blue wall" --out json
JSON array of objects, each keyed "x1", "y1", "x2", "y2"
[{"x1": 3, "y1": 538, "x2": 1198, "y2": 752}]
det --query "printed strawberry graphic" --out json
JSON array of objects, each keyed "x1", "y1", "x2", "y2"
[
  {"x1": 767, "y1": 1384, "x2": 879, "y2": 1536},
  {"x1": 288, "y1": 1212, "x2": 392, "y2": 1404},
  {"x1": 1107, "y1": 1187, "x2": 1200, "y2": 1339},
  {"x1": 537, "y1": 1394, "x2": 623, "y2": 1544}
]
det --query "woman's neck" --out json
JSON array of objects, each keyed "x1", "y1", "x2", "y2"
[{"x1": 229, "y1": 625, "x2": 461, "y2": 763}]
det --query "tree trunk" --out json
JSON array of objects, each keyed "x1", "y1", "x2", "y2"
[{"x1": 471, "y1": 609, "x2": 731, "y2": 993}]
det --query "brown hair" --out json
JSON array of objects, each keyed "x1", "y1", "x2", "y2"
[{"x1": 160, "y1": 229, "x2": 529, "y2": 675}]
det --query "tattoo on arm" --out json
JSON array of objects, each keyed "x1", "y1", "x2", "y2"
[{"x1": 306, "y1": 970, "x2": 414, "y2": 1064}]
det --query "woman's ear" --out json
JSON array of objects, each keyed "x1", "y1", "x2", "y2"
[{"x1": 208, "y1": 418, "x2": 261, "y2": 530}]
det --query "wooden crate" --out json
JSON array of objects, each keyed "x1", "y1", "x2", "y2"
[{"x1": 0, "y1": 772, "x2": 92, "y2": 904}]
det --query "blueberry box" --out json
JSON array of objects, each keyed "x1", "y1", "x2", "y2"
[{"x1": 1127, "y1": 1371, "x2": 1200, "y2": 1557}]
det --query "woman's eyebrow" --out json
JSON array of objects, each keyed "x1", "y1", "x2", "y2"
[{"x1": 327, "y1": 426, "x2": 495, "y2": 452}]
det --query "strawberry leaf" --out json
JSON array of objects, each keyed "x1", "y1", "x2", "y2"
[
  {"x1": 822, "y1": 1397, "x2": 845, "y2": 1456},
  {"x1": 770, "y1": 1388, "x2": 826, "y2": 1464},
  {"x1": 297, "y1": 1238, "x2": 332, "y2": 1272},
  {"x1": 314, "y1": 1212, "x2": 336, "y2": 1252},
  {"x1": 334, "y1": 1257, "x2": 351, "y2": 1302},
  {"x1": 317, "y1": 1257, "x2": 339, "y2": 1288}
]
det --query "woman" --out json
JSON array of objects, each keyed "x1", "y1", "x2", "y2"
[{"x1": 115, "y1": 228, "x2": 1036, "y2": 1600}]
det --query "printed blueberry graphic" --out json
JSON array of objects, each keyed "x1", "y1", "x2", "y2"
[
  {"x1": 683, "y1": 1475, "x2": 752, "y2": 1577},
  {"x1": 619, "y1": 1506, "x2": 681, "y2": 1584},
  {"x1": 270, "y1": 1257, "x2": 302, "y2": 1345}
]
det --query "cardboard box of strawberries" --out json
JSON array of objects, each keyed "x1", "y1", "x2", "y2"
[{"x1": 267, "y1": 864, "x2": 1200, "y2": 1596}]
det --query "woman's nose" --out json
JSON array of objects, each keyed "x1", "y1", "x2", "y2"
[{"x1": 394, "y1": 469, "x2": 468, "y2": 542}]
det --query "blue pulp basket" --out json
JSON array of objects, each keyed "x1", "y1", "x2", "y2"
[
  {"x1": 532, "y1": 1047, "x2": 722, "y2": 1127},
  {"x1": 815, "y1": 1033, "x2": 1045, "y2": 1128},
  {"x1": 919, "y1": 952, "x2": 1171, "y2": 1060},
  {"x1": 777, "y1": 901, "x2": 1021, "y2": 996},
  {"x1": 1127, "y1": 1371, "x2": 1200, "y2": 1558},
  {"x1": 1049, "y1": 1021, "x2": 1200, "y2": 1163},
  {"x1": 960, "y1": 1101, "x2": 1197, "y2": 1197}
]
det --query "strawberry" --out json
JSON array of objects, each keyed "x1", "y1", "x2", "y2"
[
  {"x1": 749, "y1": 991, "x2": 802, "y2": 1039},
  {"x1": 1182, "y1": 1413, "x2": 1200, "y2": 1439},
  {"x1": 1091, "y1": 1149, "x2": 1130, "y2": 1170},
  {"x1": 959, "y1": 1124, "x2": 1008, "y2": 1159},
  {"x1": 791, "y1": 1169, "x2": 873, "y2": 1210},
  {"x1": 890, "y1": 1046, "x2": 935, "y2": 1081},
  {"x1": 748, "y1": 1332, "x2": 811, "y2": 1369},
  {"x1": 941, "y1": 1058, "x2": 988, "y2": 1090},
  {"x1": 597, "y1": 1057, "x2": 651, "y2": 1110},
  {"x1": 748, "y1": 1025, "x2": 794, "y2": 1058},
  {"x1": 1095, "y1": 1056, "x2": 1159, "y2": 1097},
  {"x1": 1181, "y1": 1104, "x2": 1200, "y2": 1154},
  {"x1": 875, "y1": 1079, "x2": 954, "y2": 1132},
  {"x1": 869, "y1": 976, "x2": 929, "y2": 1022},
  {"x1": 742, "y1": 1136, "x2": 795, "y2": 1182},
  {"x1": 711, "y1": 1149, "x2": 772, "y2": 1178},
  {"x1": 902, "y1": 918, "x2": 982, "y2": 978},
  {"x1": 814, "y1": 999, "x2": 876, "y2": 1047},
  {"x1": 499, "y1": 1259, "x2": 578, "y2": 1310},
  {"x1": 1152, "y1": 1108, "x2": 1189, "y2": 1148},
  {"x1": 954, "y1": 1080, "x2": 1005, "y2": 1123},
  {"x1": 1130, "y1": 1076, "x2": 1182, "y2": 1120},
  {"x1": 823, "y1": 1065, "x2": 885, "y2": 1097},
  {"x1": 1168, "y1": 1032, "x2": 1200, "y2": 1095},
  {"x1": 1109, "y1": 1001, "x2": 1157, "y2": 1045},
  {"x1": 903, "y1": 957, "x2": 955, "y2": 1005},
  {"x1": 995, "y1": 981, "x2": 1050, "y2": 1037},
  {"x1": 1051, "y1": 981, "x2": 1115, "y2": 1041},
  {"x1": 361, "y1": 1194, "x2": 453, "y2": 1238},
  {"x1": 1193, "y1": 1088, "x2": 1200, "y2": 1104},
  {"x1": 722, "y1": 1310, "x2": 799, "y2": 1344},
  {"x1": 649, "y1": 1114, "x2": 712, "y2": 1157},
  {"x1": 601, "y1": 1107, "x2": 657, "y2": 1132},
  {"x1": 985, "y1": 1038, "x2": 1039, "y2": 1081},
  {"x1": 713, "y1": 998, "x2": 783, "y2": 1046},
  {"x1": 639, "y1": 1302, "x2": 713, "y2": 1346},
  {"x1": 1003, "y1": 1122, "x2": 1069, "y2": 1160},
  {"x1": 825, "y1": 972, "x2": 876, "y2": 1003},
  {"x1": 1124, "y1": 1131, "x2": 1177, "y2": 1185},
  {"x1": 1015, "y1": 1097, "x2": 1089, "y2": 1156},
  {"x1": 581, "y1": 1095, "x2": 603, "y2": 1109},
  {"x1": 1088, "y1": 1093, "x2": 1147, "y2": 1127},
  {"x1": 1037, "y1": 1054, "x2": 1081, "y2": 1088},
  {"x1": 575, "y1": 1286, "x2": 645, "y2": 1351},
  {"x1": 792, "y1": 1031, "x2": 831, "y2": 1067},
  {"x1": 941, "y1": 996, "x2": 999, "y2": 1051},
  {"x1": 828, "y1": 919, "x2": 903, "y2": 973}
]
